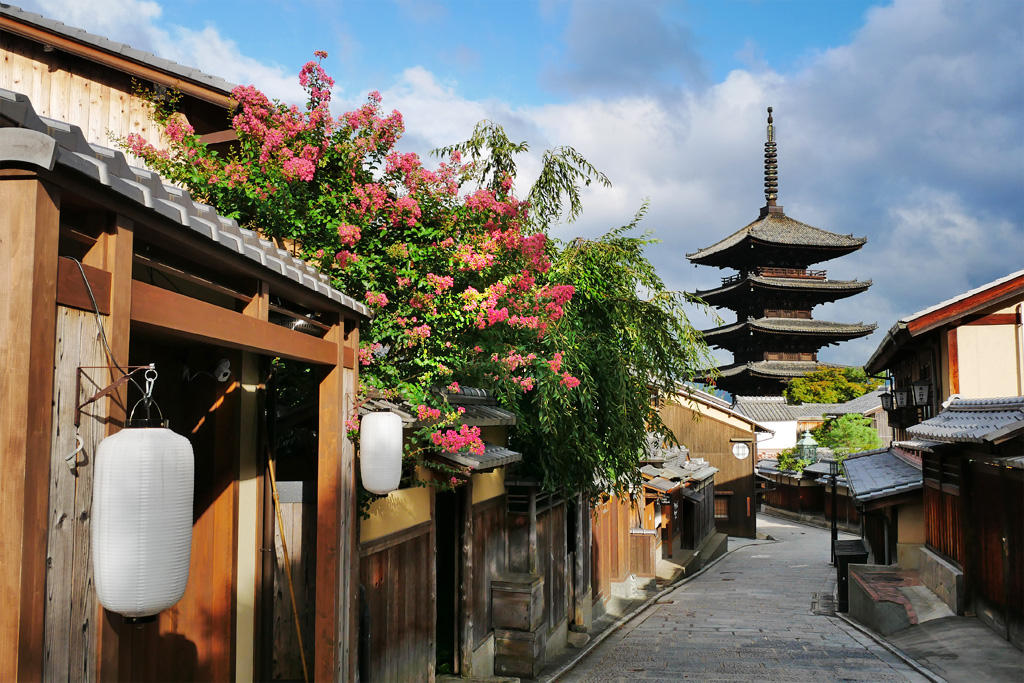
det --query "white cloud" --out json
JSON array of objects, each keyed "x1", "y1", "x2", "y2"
[{"x1": 20, "y1": 0, "x2": 1022, "y2": 370}]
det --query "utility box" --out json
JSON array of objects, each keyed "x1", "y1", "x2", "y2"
[
  {"x1": 494, "y1": 627, "x2": 546, "y2": 678},
  {"x1": 834, "y1": 539, "x2": 869, "y2": 612},
  {"x1": 491, "y1": 573, "x2": 544, "y2": 632}
]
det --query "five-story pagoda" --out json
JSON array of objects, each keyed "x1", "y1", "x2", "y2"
[{"x1": 688, "y1": 108, "x2": 875, "y2": 396}]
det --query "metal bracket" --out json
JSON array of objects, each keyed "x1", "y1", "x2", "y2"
[{"x1": 75, "y1": 364, "x2": 153, "y2": 427}]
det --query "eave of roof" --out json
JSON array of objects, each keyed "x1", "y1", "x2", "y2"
[
  {"x1": 686, "y1": 210, "x2": 866, "y2": 264},
  {"x1": 703, "y1": 317, "x2": 876, "y2": 342},
  {"x1": 865, "y1": 269, "x2": 1024, "y2": 374},
  {"x1": 0, "y1": 89, "x2": 370, "y2": 316},
  {"x1": 906, "y1": 396, "x2": 1024, "y2": 445},
  {"x1": 0, "y1": 4, "x2": 236, "y2": 105},
  {"x1": 694, "y1": 275, "x2": 872, "y2": 301},
  {"x1": 671, "y1": 385, "x2": 773, "y2": 433},
  {"x1": 717, "y1": 360, "x2": 842, "y2": 379}
]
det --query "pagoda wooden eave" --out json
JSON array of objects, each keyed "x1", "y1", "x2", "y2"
[
  {"x1": 693, "y1": 274, "x2": 872, "y2": 309},
  {"x1": 702, "y1": 318, "x2": 876, "y2": 351}
]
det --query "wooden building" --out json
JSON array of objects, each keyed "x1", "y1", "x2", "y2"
[
  {"x1": 866, "y1": 268, "x2": 1024, "y2": 440},
  {"x1": 687, "y1": 108, "x2": 874, "y2": 396},
  {"x1": 0, "y1": 88, "x2": 368, "y2": 682},
  {"x1": 660, "y1": 387, "x2": 769, "y2": 538},
  {"x1": 842, "y1": 447, "x2": 924, "y2": 567},
  {"x1": 355, "y1": 388, "x2": 523, "y2": 681},
  {"x1": 0, "y1": 4, "x2": 236, "y2": 164},
  {"x1": 905, "y1": 398, "x2": 1024, "y2": 649}
]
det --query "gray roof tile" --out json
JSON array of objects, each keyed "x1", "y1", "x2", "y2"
[
  {"x1": 0, "y1": 89, "x2": 368, "y2": 317},
  {"x1": 843, "y1": 448, "x2": 922, "y2": 503},
  {"x1": 907, "y1": 396, "x2": 1024, "y2": 444},
  {"x1": 687, "y1": 211, "x2": 866, "y2": 263}
]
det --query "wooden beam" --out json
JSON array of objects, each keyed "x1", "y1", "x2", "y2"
[
  {"x1": 130, "y1": 279, "x2": 344, "y2": 366},
  {"x1": 55, "y1": 256, "x2": 111, "y2": 314},
  {"x1": 963, "y1": 313, "x2": 1019, "y2": 326},
  {"x1": 199, "y1": 129, "x2": 239, "y2": 145},
  {"x1": 0, "y1": 176, "x2": 60, "y2": 682},
  {"x1": 0, "y1": 15, "x2": 236, "y2": 109}
]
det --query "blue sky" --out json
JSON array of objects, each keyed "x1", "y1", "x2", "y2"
[
  {"x1": 150, "y1": 0, "x2": 877, "y2": 104},
  {"x1": 19, "y1": 0, "x2": 1024, "y2": 367}
]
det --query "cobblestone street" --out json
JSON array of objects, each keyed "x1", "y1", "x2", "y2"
[{"x1": 561, "y1": 515, "x2": 928, "y2": 682}]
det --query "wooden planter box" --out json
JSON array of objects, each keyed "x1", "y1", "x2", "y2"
[
  {"x1": 491, "y1": 572, "x2": 544, "y2": 632},
  {"x1": 494, "y1": 627, "x2": 546, "y2": 678}
]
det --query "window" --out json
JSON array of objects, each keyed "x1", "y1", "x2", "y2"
[{"x1": 714, "y1": 495, "x2": 730, "y2": 520}]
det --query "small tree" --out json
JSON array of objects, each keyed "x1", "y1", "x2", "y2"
[
  {"x1": 812, "y1": 413, "x2": 883, "y2": 458},
  {"x1": 784, "y1": 367, "x2": 882, "y2": 405}
]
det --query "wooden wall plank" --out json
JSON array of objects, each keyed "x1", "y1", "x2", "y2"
[
  {"x1": 0, "y1": 176, "x2": 60, "y2": 683},
  {"x1": 51, "y1": 309, "x2": 107, "y2": 683},
  {"x1": 56, "y1": 256, "x2": 111, "y2": 314},
  {"x1": 342, "y1": 320, "x2": 360, "y2": 682}
]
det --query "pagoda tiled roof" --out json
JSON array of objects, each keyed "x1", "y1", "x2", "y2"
[
  {"x1": 703, "y1": 317, "x2": 876, "y2": 342},
  {"x1": 715, "y1": 360, "x2": 839, "y2": 380},
  {"x1": 694, "y1": 275, "x2": 871, "y2": 300},
  {"x1": 687, "y1": 211, "x2": 866, "y2": 264}
]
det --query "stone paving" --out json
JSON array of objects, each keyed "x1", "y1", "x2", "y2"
[{"x1": 561, "y1": 515, "x2": 928, "y2": 682}]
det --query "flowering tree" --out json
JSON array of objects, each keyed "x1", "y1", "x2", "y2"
[{"x1": 124, "y1": 54, "x2": 605, "y2": 489}]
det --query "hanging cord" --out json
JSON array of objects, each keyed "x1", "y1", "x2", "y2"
[
  {"x1": 267, "y1": 453, "x2": 310, "y2": 683},
  {"x1": 68, "y1": 256, "x2": 144, "y2": 397}
]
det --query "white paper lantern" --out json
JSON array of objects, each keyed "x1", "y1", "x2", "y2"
[
  {"x1": 360, "y1": 412, "x2": 403, "y2": 495},
  {"x1": 92, "y1": 427, "x2": 194, "y2": 618}
]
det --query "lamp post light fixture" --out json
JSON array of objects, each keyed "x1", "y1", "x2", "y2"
[
  {"x1": 796, "y1": 430, "x2": 818, "y2": 462},
  {"x1": 880, "y1": 392, "x2": 894, "y2": 412},
  {"x1": 893, "y1": 389, "x2": 910, "y2": 408}
]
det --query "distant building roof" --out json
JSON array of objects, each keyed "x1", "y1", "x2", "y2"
[
  {"x1": 0, "y1": 88, "x2": 368, "y2": 315},
  {"x1": 866, "y1": 269, "x2": 1024, "y2": 374},
  {"x1": 0, "y1": 3, "x2": 237, "y2": 99},
  {"x1": 733, "y1": 389, "x2": 884, "y2": 423},
  {"x1": 907, "y1": 396, "x2": 1024, "y2": 445},
  {"x1": 843, "y1": 448, "x2": 922, "y2": 503},
  {"x1": 641, "y1": 455, "x2": 717, "y2": 494},
  {"x1": 686, "y1": 211, "x2": 867, "y2": 266}
]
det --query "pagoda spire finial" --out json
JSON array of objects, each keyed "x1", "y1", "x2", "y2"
[{"x1": 764, "y1": 106, "x2": 779, "y2": 210}]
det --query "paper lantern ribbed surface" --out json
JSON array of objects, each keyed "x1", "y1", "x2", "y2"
[
  {"x1": 92, "y1": 427, "x2": 195, "y2": 617},
  {"x1": 360, "y1": 412, "x2": 403, "y2": 494}
]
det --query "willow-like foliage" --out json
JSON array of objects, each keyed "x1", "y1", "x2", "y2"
[{"x1": 499, "y1": 208, "x2": 717, "y2": 499}]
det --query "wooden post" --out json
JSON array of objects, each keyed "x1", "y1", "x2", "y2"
[
  {"x1": 341, "y1": 317, "x2": 359, "y2": 683},
  {"x1": 93, "y1": 214, "x2": 134, "y2": 683},
  {"x1": 316, "y1": 314, "x2": 359, "y2": 682},
  {"x1": 316, "y1": 321, "x2": 344, "y2": 682},
  {"x1": 459, "y1": 480, "x2": 474, "y2": 675},
  {"x1": 0, "y1": 174, "x2": 60, "y2": 682},
  {"x1": 237, "y1": 281, "x2": 268, "y2": 682}
]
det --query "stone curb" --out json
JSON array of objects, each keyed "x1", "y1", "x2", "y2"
[
  {"x1": 543, "y1": 534, "x2": 780, "y2": 682},
  {"x1": 833, "y1": 612, "x2": 946, "y2": 683}
]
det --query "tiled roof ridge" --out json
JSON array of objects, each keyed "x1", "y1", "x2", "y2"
[
  {"x1": 945, "y1": 395, "x2": 1024, "y2": 411},
  {"x1": 693, "y1": 275, "x2": 873, "y2": 299},
  {"x1": 0, "y1": 88, "x2": 369, "y2": 316},
  {"x1": 0, "y1": 3, "x2": 237, "y2": 95}
]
